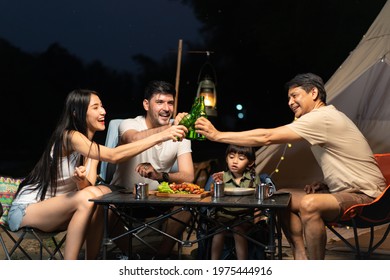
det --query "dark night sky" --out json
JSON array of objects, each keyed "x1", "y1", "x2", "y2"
[
  {"x1": 0, "y1": 0, "x2": 202, "y2": 74},
  {"x1": 1, "y1": 0, "x2": 388, "y2": 177}
]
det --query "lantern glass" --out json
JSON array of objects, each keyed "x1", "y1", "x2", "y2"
[
  {"x1": 200, "y1": 89, "x2": 215, "y2": 107},
  {"x1": 196, "y1": 75, "x2": 217, "y2": 117}
]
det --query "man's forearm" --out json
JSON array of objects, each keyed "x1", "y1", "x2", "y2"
[{"x1": 123, "y1": 125, "x2": 170, "y2": 143}]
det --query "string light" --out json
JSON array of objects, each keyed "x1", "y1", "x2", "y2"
[
  {"x1": 269, "y1": 143, "x2": 292, "y2": 177},
  {"x1": 268, "y1": 118, "x2": 296, "y2": 177}
]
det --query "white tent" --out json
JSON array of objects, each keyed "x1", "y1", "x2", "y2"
[{"x1": 256, "y1": 0, "x2": 390, "y2": 188}]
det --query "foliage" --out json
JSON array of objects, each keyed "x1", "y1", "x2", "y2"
[{"x1": 0, "y1": 0, "x2": 387, "y2": 176}]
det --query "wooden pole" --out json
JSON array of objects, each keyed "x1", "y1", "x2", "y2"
[{"x1": 174, "y1": 39, "x2": 183, "y2": 117}]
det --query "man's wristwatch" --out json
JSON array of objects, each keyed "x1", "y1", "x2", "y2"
[{"x1": 159, "y1": 172, "x2": 170, "y2": 183}]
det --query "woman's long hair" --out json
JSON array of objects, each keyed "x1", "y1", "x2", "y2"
[{"x1": 16, "y1": 89, "x2": 99, "y2": 201}]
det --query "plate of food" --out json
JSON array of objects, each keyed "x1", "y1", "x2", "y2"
[
  {"x1": 224, "y1": 187, "x2": 255, "y2": 196},
  {"x1": 156, "y1": 182, "x2": 210, "y2": 198}
]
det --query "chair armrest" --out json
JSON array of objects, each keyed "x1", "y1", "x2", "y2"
[{"x1": 340, "y1": 185, "x2": 390, "y2": 227}]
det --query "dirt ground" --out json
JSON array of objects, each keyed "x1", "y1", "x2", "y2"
[
  {"x1": 0, "y1": 230, "x2": 67, "y2": 260},
  {"x1": 2, "y1": 225, "x2": 390, "y2": 260}
]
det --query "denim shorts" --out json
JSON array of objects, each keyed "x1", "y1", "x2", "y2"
[{"x1": 8, "y1": 203, "x2": 28, "y2": 231}]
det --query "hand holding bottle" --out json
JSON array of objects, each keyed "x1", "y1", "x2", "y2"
[
  {"x1": 159, "y1": 123, "x2": 187, "y2": 142},
  {"x1": 173, "y1": 112, "x2": 188, "y2": 126},
  {"x1": 194, "y1": 116, "x2": 219, "y2": 141},
  {"x1": 178, "y1": 96, "x2": 208, "y2": 140},
  {"x1": 178, "y1": 97, "x2": 199, "y2": 140}
]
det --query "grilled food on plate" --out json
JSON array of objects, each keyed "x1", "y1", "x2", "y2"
[{"x1": 157, "y1": 182, "x2": 205, "y2": 194}]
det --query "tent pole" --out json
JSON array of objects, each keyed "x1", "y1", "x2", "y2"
[{"x1": 174, "y1": 39, "x2": 183, "y2": 118}]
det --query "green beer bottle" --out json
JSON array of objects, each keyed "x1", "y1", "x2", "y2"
[
  {"x1": 196, "y1": 96, "x2": 207, "y2": 140},
  {"x1": 179, "y1": 97, "x2": 199, "y2": 140}
]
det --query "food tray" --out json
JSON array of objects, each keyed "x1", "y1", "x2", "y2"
[{"x1": 154, "y1": 191, "x2": 211, "y2": 198}]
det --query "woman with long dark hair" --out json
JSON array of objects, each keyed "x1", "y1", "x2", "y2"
[{"x1": 8, "y1": 89, "x2": 187, "y2": 259}]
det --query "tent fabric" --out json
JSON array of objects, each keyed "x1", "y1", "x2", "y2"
[{"x1": 256, "y1": 0, "x2": 390, "y2": 188}]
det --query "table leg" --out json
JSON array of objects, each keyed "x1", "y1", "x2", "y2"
[
  {"x1": 276, "y1": 214, "x2": 282, "y2": 259},
  {"x1": 102, "y1": 204, "x2": 109, "y2": 260},
  {"x1": 128, "y1": 208, "x2": 133, "y2": 258},
  {"x1": 267, "y1": 209, "x2": 276, "y2": 260}
]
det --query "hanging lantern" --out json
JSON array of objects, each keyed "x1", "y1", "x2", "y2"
[
  {"x1": 196, "y1": 75, "x2": 217, "y2": 116},
  {"x1": 196, "y1": 55, "x2": 218, "y2": 116}
]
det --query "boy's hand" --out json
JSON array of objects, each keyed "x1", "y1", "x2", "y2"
[{"x1": 211, "y1": 171, "x2": 223, "y2": 183}]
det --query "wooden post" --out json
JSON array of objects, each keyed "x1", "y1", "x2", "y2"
[{"x1": 174, "y1": 39, "x2": 183, "y2": 117}]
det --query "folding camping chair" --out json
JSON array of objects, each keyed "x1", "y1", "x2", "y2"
[
  {"x1": 98, "y1": 119, "x2": 123, "y2": 184},
  {"x1": 325, "y1": 153, "x2": 390, "y2": 259},
  {"x1": 0, "y1": 176, "x2": 66, "y2": 260}
]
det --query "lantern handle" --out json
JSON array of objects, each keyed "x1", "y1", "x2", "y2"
[{"x1": 197, "y1": 53, "x2": 217, "y2": 86}]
